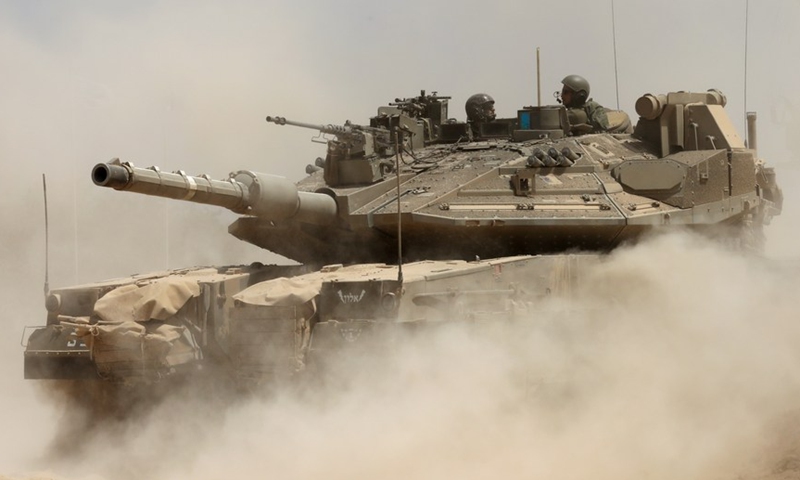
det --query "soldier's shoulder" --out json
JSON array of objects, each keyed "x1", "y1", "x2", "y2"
[{"x1": 584, "y1": 98, "x2": 605, "y2": 109}]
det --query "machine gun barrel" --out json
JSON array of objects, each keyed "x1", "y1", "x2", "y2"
[
  {"x1": 92, "y1": 161, "x2": 338, "y2": 225},
  {"x1": 266, "y1": 115, "x2": 387, "y2": 137},
  {"x1": 266, "y1": 116, "x2": 355, "y2": 136}
]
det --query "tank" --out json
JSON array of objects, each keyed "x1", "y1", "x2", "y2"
[{"x1": 23, "y1": 88, "x2": 783, "y2": 386}]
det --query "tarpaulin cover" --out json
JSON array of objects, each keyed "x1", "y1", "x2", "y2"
[
  {"x1": 65, "y1": 274, "x2": 206, "y2": 377},
  {"x1": 234, "y1": 276, "x2": 324, "y2": 307}
]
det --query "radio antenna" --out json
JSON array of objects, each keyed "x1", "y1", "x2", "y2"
[
  {"x1": 536, "y1": 47, "x2": 542, "y2": 107},
  {"x1": 42, "y1": 174, "x2": 50, "y2": 297},
  {"x1": 744, "y1": 0, "x2": 750, "y2": 144},
  {"x1": 394, "y1": 129, "x2": 404, "y2": 285},
  {"x1": 611, "y1": 0, "x2": 620, "y2": 110}
]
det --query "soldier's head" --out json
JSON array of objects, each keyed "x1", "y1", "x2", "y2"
[
  {"x1": 465, "y1": 93, "x2": 496, "y2": 123},
  {"x1": 559, "y1": 75, "x2": 590, "y2": 108}
]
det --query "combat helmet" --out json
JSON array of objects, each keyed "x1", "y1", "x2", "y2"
[
  {"x1": 465, "y1": 93, "x2": 496, "y2": 123},
  {"x1": 561, "y1": 75, "x2": 590, "y2": 107}
]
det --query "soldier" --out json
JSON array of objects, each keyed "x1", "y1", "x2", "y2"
[
  {"x1": 558, "y1": 74, "x2": 609, "y2": 135},
  {"x1": 465, "y1": 93, "x2": 496, "y2": 138}
]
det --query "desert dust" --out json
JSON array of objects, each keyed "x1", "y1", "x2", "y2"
[{"x1": 2, "y1": 230, "x2": 800, "y2": 480}]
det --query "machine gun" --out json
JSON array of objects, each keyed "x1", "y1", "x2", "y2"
[
  {"x1": 266, "y1": 116, "x2": 397, "y2": 187},
  {"x1": 389, "y1": 90, "x2": 451, "y2": 143},
  {"x1": 389, "y1": 90, "x2": 451, "y2": 120},
  {"x1": 266, "y1": 116, "x2": 393, "y2": 158}
]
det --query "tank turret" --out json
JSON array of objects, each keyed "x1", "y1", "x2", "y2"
[{"x1": 87, "y1": 88, "x2": 782, "y2": 266}]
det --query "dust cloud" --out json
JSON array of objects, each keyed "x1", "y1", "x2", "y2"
[
  {"x1": 185, "y1": 234, "x2": 800, "y2": 480},
  {"x1": 2, "y1": 1, "x2": 800, "y2": 479},
  {"x1": 6, "y1": 231, "x2": 800, "y2": 480}
]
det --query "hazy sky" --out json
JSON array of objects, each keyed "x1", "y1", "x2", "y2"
[{"x1": 1, "y1": 2, "x2": 799, "y2": 477}]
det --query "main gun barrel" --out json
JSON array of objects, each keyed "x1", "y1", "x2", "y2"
[{"x1": 92, "y1": 161, "x2": 338, "y2": 225}]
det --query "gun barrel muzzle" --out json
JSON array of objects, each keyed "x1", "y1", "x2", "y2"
[{"x1": 92, "y1": 163, "x2": 131, "y2": 189}]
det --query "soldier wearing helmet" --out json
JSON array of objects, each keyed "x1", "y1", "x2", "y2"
[
  {"x1": 465, "y1": 93, "x2": 496, "y2": 138},
  {"x1": 465, "y1": 93, "x2": 496, "y2": 123},
  {"x1": 557, "y1": 75, "x2": 609, "y2": 135}
]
